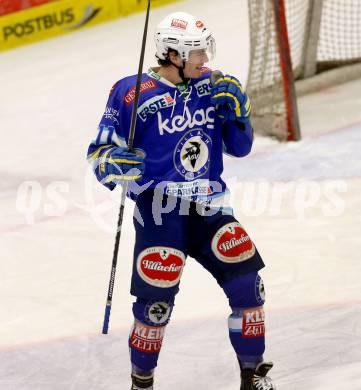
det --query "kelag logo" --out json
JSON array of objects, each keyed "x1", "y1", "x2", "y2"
[{"x1": 2, "y1": 5, "x2": 102, "y2": 41}]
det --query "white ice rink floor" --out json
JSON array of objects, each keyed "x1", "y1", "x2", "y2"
[{"x1": 1, "y1": 0, "x2": 361, "y2": 389}]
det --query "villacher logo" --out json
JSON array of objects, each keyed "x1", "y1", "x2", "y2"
[
  {"x1": 211, "y1": 222, "x2": 255, "y2": 263},
  {"x1": 136, "y1": 247, "x2": 186, "y2": 288}
]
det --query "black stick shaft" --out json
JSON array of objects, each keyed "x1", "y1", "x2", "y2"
[
  {"x1": 102, "y1": 0, "x2": 151, "y2": 335},
  {"x1": 128, "y1": 0, "x2": 151, "y2": 150}
]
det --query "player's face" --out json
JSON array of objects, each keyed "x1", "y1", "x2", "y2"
[{"x1": 184, "y1": 49, "x2": 209, "y2": 78}]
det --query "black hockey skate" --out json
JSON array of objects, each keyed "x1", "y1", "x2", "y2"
[
  {"x1": 131, "y1": 372, "x2": 154, "y2": 390},
  {"x1": 240, "y1": 362, "x2": 275, "y2": 390}
]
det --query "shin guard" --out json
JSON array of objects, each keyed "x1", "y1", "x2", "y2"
[
  {"x1": 129, "y1": 298, "x2": 174, "y2": 372},
  {"x1": 223, "y1": 272, "x2": 266, "y2": 369}
]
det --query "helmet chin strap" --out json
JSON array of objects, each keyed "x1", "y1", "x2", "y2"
[{"x1": 171, "y1": 60, "x2": 189, "y2": 84}]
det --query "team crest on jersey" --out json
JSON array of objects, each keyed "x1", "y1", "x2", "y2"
[
  {"x1": 145, "y1": 301, "x2": 172, "y2": 325},
  {"x1": 173, "y1": 129, "x2": 212, "y2": 181},
  {"x1": 137, "y1": 247, "x2": 186, "y2": 288},
  {"x1": 211, "y1": 222, "x2": 255, "y2": 263},
  {"x1": 137, "y1": 93, "x2": 174, "y2": 122}
]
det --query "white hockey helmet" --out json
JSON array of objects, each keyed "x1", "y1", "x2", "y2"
[{"x1": 154, "y1": 11, "x2": 216, "y2": 63}]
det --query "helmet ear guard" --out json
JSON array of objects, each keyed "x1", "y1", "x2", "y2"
[
  {"x1": 155, "y1": 36, "x2": 180, "y2": 64},
  {"x1": 156, "y1": 47, "x2": 188, "y2": 83}
]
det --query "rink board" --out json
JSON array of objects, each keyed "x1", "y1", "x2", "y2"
[{"x1": 0, "y1": 0, "x2": 177, "y2": 51}]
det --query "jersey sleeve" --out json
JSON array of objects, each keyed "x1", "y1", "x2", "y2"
[
  {"x1": 86, "y1": 81, "x2": 131, "y2": 190},
  {"x1": 222, "y1": 119, "x2": 254, "y2": 158}
]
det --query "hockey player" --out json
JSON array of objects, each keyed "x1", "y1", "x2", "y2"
[{"x1": 87, "y1": 11, "x2": 275, "y2": 390}]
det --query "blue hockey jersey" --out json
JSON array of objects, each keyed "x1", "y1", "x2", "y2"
[{"x1": 87, "y1": 67, "x2": 253, "y2": 203}]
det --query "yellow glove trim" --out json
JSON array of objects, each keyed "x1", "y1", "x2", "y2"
[
  {"x1": 215, "y1": 76, "x2": 245, "y2": 93},
  {"x1": 99, "y1": 148, "x2": 114, "y2": 174},
  {"x1": 105, "y1": 174, "x2": 142, "y2": 183},
  {"x1": 109, "y1": 158, "x2": 141, "y2": 165},
  {"x1": 213, "y1": 92, "x2": 241, "y2": 117},
  {"x1": 244, "y1": 98, "x2": 252, "y2": 117},
  {"x1": 88, "y1": 145, "x2": 113, "y2": 160}
]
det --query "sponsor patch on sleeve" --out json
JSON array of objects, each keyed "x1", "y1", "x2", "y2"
[
  {"x1": 124, "y1": 80, "x2": 157, "y2": 105},
  {"x1": 103, "y1": 106, "x2": 119, "y2": 124}
]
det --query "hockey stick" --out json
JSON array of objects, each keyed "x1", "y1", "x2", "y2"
[{"x1": 102, "y1": 0, "x2": 151, "y2": 335}]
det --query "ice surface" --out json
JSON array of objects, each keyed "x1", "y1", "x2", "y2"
[{"x1": 1, "y1": 0, "x2": 361, "y2": 389}]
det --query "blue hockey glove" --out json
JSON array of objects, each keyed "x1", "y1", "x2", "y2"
[
  {"x1": 211, "y1": 75, "x2": 251, "y2": 123},
  {"x1": 98, "y1": 146, "x2": 145, "y2": 184}
]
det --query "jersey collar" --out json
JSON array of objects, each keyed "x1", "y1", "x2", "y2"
[{"x1": 148, "y1": 67, "x2": 177, "y2": 88}]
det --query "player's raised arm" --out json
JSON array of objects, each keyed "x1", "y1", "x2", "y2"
[{"x1": 211, "y1": 74, "x2": 254, "y2": 157}]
